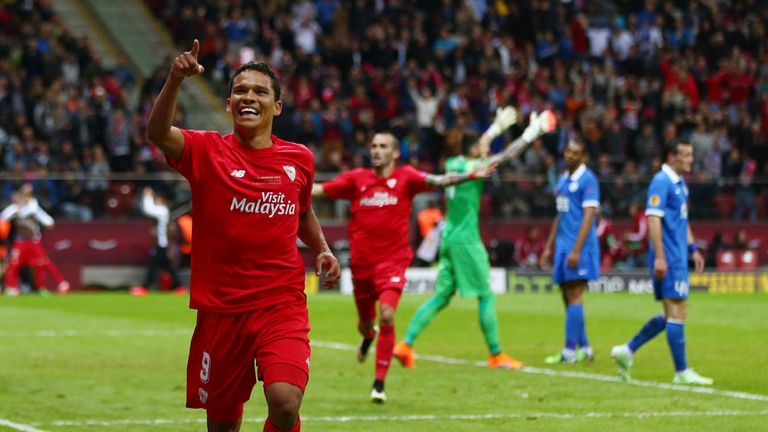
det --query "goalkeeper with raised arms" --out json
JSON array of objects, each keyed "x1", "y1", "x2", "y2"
[{"x1": 394, "y1": 109, "x2": 557, "y2": 369}]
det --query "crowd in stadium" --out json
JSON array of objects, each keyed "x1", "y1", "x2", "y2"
[
  {"x1": 144, "y1": 0, "x2": 768, "y2": 219},
  {"x1": 1, "y1": 0, "x2": 768, "y2": 224}
]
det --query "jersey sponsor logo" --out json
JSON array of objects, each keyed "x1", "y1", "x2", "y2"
[
  {"x1": 283, "y1": 165, "x2": 296, "y2": 182},
  {"x1": 386, "y1": 178, "x2": 397, "y2": 189},
  {"x1": 649, "y1": 194, "x2": 661, "y2": 207},
  {"x1": 681, "y1": 202, "x2": 688, "y2": 220},
  {"x1": 556, "y1": 195, "x2": 570, "y2": 212},
  {"x1": 230, "y1": 169, "x2": 245, "y2": 178},
  {"x1": 359, "y1": 192, "x2": 398, "y2": 207},
  {"x1": 230, "y1": 192, "x2": 297, "y2": 218}
]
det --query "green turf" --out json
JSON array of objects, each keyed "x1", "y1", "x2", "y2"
[{"x1": 0, "y1": 292, "x2": 766, "y2": 431}]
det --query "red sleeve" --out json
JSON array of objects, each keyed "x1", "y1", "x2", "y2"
[
  {"x1": 322, "y1": 170, "x2": 357, "y2": 200},
  {"x1": 299, "y1": 148, "x2": 315, "y2": 214},
  {"x1": 403, "y1": 165, "x2": 432, "y2": 196},
  {"x1": 165, "y1": 129, "x2": 217, "y2": 181}
]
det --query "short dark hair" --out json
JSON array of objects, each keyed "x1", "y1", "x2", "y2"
[
  {"x1": 566, "y1": 138, "x2": 587, "y2": 153},
  {"x1": 371, "y1": 131, "x2": 399, "y2": 150},
  {"x1": 228, "y1": 62, "x2": 281, "y2": 101},
  {"x1": 461, "y1": 133, "x2": 480, "y2": 156},
  {"x1": 664, "y1": 139, "x2": 690, "y2": 159}
]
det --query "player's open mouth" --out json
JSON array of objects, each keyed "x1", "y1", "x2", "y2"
[{"x1": 238, "y1": 107, "x2": 260, "y2": 118}]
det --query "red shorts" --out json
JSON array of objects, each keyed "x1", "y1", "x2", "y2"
[
  {"x1": 351, "y1": 260, "x2": 409, "y2": 322},
  {"x1": 186, "y1": 299, "x2": 310, "y2": 422},
  {"x1": 9, "y1": 239, "x2": 50, "y2": 267}
]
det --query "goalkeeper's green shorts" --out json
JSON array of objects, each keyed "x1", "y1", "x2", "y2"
[{"x1": 435, "y1": 242, "x2": 491, "y2": 298}]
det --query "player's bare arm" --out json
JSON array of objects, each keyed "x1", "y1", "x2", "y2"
[
  {"x1": 311, "y1": 183, "x2": 327, "y2": 198},
  {"x1": 298, "y1": 207, "x2": 340, "y2": 287},
  {"x1": 540, "y1": 214, "x2": 559, "y2": 270},
  {"x1": 647, "y1": 215, "x2": 667, "y2": 279},
  {"x1": 147, "y1": 39, "x2": 205, "y2": 161},
  {"x1": 566, "y1": 206, "x2": 596, "y2": 268},
  {"x1": 424, "y1": 161, "x2": 497, "y2": 188},
  {"x1": 488, "y1": 110, "x2": 558, "y2": 166},
  {"x1": 688, "y1": 225, "x2": 705, "y2": 272}
]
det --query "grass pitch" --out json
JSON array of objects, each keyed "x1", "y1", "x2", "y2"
[{"x1": 1, "y1": 292, "x2": 766, "y2": 431}]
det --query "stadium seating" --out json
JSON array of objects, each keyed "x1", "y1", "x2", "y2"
[{"x1": 716, "y1": 250, "x2": 737, "y2": 271}]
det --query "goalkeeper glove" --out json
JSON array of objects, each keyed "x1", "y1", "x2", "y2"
[
  {"x1": 485, "y1": 106, "x2": 518, "y2": 139},
  {"x1": 521, "y1": 110, "x2": 557, "y2": 143}
]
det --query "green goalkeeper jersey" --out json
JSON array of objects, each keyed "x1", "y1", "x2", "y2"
[{"x1": 442, "y1": 156, "x2": 485, "y2": 244}]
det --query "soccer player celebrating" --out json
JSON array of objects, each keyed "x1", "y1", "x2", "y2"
[
  {"x1": 147, "y1": 40, "x2": 340, "y2": 432},
  {"x1": 611, "y1": 140, "x2": 712, "y2": 385},
  {"x1": 393, "y1": 110, "x2": 557, "y2": 370},
  {"x1": 311, "y1": 110, "x2": 513, "y2": 403},
  {"x1": 1, "y1": 185, "x2": 69, "y2": 296},
  {"x1": 540, "y1": 140, "x2": 600, "y2": 364}
]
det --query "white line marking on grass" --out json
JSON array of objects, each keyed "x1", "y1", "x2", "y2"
[
  {"x1": 311, "y1": 340, "x2": 768, "y2": 403},
  {"x1": 0, "y1": 418, "x2": 50, "y2": 432},
  {"x1": 7, "y1": 333, "x2": 766, "y2": 403},
  {"x1": 34, "y1": 410, "x2": 768, "y2": 427}
]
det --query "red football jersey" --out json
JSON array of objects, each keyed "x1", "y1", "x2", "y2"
[
  {"x1": 322, "y1": 165, "x2": 430, "y2": 268},
  {"x1": 167, "y1": 130, "x2": 314, "y2": 312}
]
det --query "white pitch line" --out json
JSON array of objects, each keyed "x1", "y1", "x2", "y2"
[
  {"x1": 310, "y1": 340, "x2": 768, "y2": 403},
  {"x1": 34, "y1": 409, "x2": 768, "y2": 428},
  {"x1": 6, "y1": 331, "x2": 767, "y2": 402},
  {"x1": 0, "y1": 418, "x2": 50, "y2": 432}
]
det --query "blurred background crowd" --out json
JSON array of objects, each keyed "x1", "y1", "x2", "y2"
[{"x1": 1, "y1": 0, "x2": 767, "y2": 269}]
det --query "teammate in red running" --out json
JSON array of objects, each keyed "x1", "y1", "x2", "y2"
[
  {"x1": 146, "y1": 40, "x2": 340, "y2": 432},
  {"x1": 312, "y1": 130, "x2": 500, "y2": 403}
]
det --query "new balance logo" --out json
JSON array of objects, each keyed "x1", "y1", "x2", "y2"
[{"x1": 230, "y1": 169, "x2": 245, "y2": 178}]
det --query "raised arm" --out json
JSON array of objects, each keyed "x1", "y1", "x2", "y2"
[
  {"x1": 146, "y1": 39, "x2": 205, "y2": 161},
  {"x1": 478, "y1": 106, "x2": 518, "y2": 157},
  {"x1": 424, "y1": 161, "x2": 496, "y2": 188},
  {"x1": 488, "y1": 110, "x2": 558, "y2": 166},
  {"x1": 0, "y1": 204, "x2": 19, "y2": 221}
]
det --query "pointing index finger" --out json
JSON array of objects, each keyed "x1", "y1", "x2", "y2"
[{"x1": 189, "y1": 39, "x2": 200, "y2": 58}]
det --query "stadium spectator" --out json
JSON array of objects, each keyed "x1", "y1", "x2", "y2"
[
  {"x1": 540, "y1": 140, "x2": 599, "y2": 365},
  {"x1": 623, "y1": 200, "x2": 648, "y2": 268},
  {"x1": 129, "y1": 187, "x2": 185, "y2": 296},
  {"x1": 312, "y1": 129, "x2": 497, "y2": 403},
  {"x1": 514, "y1": 225, "x2": 545, "y2": 270},
  {"x1": 146, "y1": 41, "x2": 340, "y2": 431},
  {"x1": 611, "y1": 139, "x2": 712, "y2": 386}
]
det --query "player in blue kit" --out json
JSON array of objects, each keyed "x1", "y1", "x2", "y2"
[
  {"x1": 611, "y1": 140, "x2": 712, "y2": 385},
  {"x1": 540, "y1": 140, "x2": 600, "y2": 364}
]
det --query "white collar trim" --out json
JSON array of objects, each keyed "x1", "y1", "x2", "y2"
[
  {"x1": 569, "y1": 164, "x2": 587, "y2": 181},
  {"x1": 662, "y1": 164, "x2": 682, "y2": 183}
]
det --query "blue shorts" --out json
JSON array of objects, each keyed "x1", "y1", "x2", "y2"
[
  {"x1": 553, "y1": 250, "x2": 599, "y2": 284},
  {"x1": 653, "y1": 267, "x2": 689, "y2": 300}
]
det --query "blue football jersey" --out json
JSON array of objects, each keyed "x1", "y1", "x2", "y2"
[
  {"x1": 554, "y1": 164, "x2": 600, "y2": 254},
  {"x1": 646, "y1": 164, "x2": 689, "y2": 269}
]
